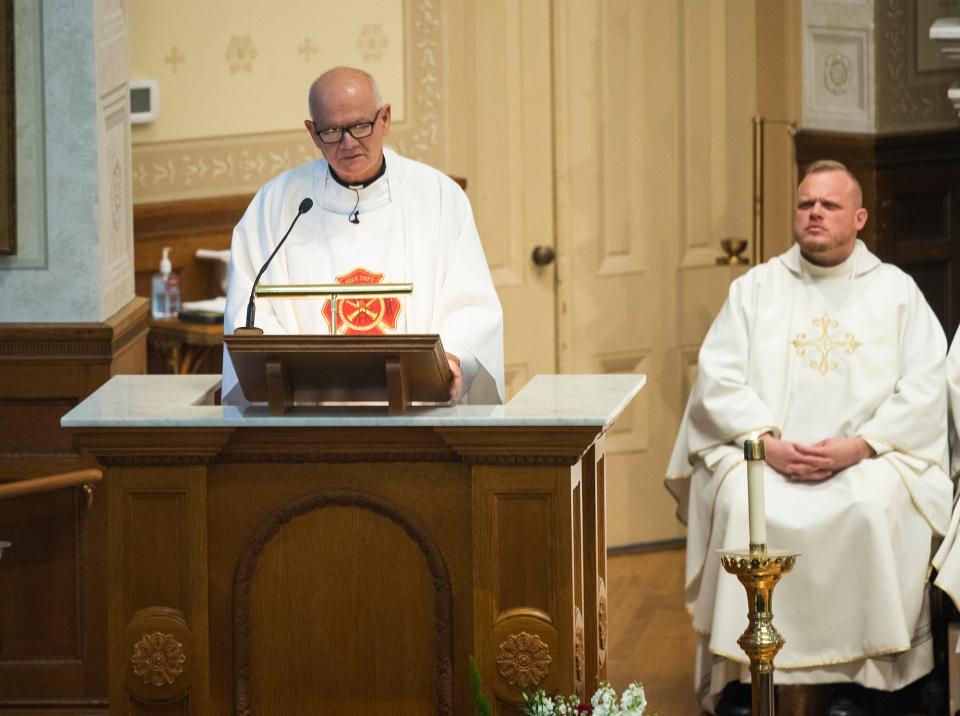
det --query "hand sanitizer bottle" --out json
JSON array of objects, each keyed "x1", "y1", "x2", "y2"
[{"x1": 151, "y1": 247, "x2": 182, "y2": 318}]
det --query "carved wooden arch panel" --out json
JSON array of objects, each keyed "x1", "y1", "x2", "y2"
[{"x1": 231, "y1": 488, "x2": 454, "y2": 716}]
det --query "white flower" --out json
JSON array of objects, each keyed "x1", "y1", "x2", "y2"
[
  {"x1": 591, "y1": 682, "x2": 618, "y2": 708},
  {"x1": 524, "y1": 690, "x2": 557, "y2": 715},
  {"x1": 524, "y1": 679, "x2": 650, "y2": 716},
  {"x1": 620, "y1": 681, "x2": 647, "y2": 715}
]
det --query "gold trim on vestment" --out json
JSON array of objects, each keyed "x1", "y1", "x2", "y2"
[
  {"x1": 857, "y1": 433, "x2": 942, "y2": 469},
  {"x1": 934, "y1": 578, "x2": 960, "y2": 613},
  {"x1": 883, "y1": 454, "x2": 944, "y2": 536},
  {"x1": 700, "y1": 459, "x2": 745, "y2": 566}
]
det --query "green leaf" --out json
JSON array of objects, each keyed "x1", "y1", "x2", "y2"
[{"x1": 469, "y1": 656, "x2": 494, "y2": 716}]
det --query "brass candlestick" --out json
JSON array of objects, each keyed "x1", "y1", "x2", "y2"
[
  {"x1": 720, "y1": 549, "x2": 797, "y2": 716},
  {"x1": 719, "y1": 436, "x2": 799, "y2": 716}
]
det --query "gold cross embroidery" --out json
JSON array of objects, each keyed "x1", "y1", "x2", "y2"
[{"x1": 790, "y1": 314, "x2": 862, "y2": 375}]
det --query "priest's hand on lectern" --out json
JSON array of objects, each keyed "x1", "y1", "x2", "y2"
[{"x1": 446, "y1": 353, "x2": 462, "y2": 401}]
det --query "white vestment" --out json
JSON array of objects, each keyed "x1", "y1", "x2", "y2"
[
  {"x1": 931, "y1": 332, "x2": 960, "y2": 608},
  {"x1": 666, "y1": 241, "x2": 950, "y2": 713},
  {"x1": 222, "y1": 148, "x2": 505, "y2": 405}
]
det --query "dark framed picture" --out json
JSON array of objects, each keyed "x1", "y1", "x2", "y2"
[{"x1": 0, "y1": 0, "x2": 16, "y2": 256}]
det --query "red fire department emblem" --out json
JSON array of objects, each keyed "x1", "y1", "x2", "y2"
[{"x1": 321, "y1": 267, "x2": 401, "y2": 335}]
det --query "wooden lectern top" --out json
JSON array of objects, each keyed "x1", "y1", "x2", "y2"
[{"x1": 224, "y1": 333, "x2": 452, "y2": 416}]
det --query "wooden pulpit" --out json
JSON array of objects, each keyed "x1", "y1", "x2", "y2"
[
  {"x1": 224, "y1": 333, "x2": 452, "y2": 416},
  {"x1": 63, "y1": 373, "x2": 645, "y2": 715}
]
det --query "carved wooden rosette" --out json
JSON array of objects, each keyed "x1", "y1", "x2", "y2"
[
  {"x1": 496, "y1": 630, "x2": 553, "y2": 689},
  {"x1": 131, "y1": 632, "x2": 186, "y2": 687},
  {"x1": 490, "y1": 611, "x2": 562, "y2": 703},
  {"x1": 124, "y1": 608, "x2": 194, "y2": 704}
]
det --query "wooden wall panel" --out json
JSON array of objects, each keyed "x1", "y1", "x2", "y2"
[
  {"x1": 130, "y1": 699, "x2": 188, "y2": 716},
  {"x1": 0, "y1": 399, "x2": 76, "y2": 454},
  {"x1": 248, "y1": 505, "x2": 438, "y2": 715},
  {"x1": 124, "y1": 490, "x2": 192, "y2": 617},
  {"x1": 580, "y1": 442, "x2": 608, "y2": 698},
  {"x1": 0, "y1": 297, "x2": 148, "y2": 711},
  {"x1": 494, "y1": 495, "x2": 553, "y2": 614},
  {"x1": 110, "y1": 466, "x2": 210, "y2": 716},
  {"x1": 205, "y1": 459, "x2": 473, "y2": 715},
  {"x1": 473, "y1": 464, "x2": 580, "y2": 713},
  {"x1": 0, "y1": 489, "x2": 83, "y2": 661}
]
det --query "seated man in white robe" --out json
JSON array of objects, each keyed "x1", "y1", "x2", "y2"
[
  {"x1": 666, "y1": 160, "x2": 950, "y2": 715},
  {"x1": 222, "y1": 66, "x2": 504, "y2": 405},
  {"x1": 931, "y1": 332, "x2": 960, "y2": 603}
]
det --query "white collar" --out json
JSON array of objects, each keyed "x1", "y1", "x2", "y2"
[
  {"x1": 779, "y1": 239, "x2": 880, "y2": 279},
  {"x1": 320, "y1": 167, "x2": 392, "y2": 216}
]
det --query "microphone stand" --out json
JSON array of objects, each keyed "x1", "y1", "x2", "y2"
[{"x1": 234, "y1": 198, "x2": 313, "y2": 336}]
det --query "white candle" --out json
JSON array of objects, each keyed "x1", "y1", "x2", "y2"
[{"x1": 745, "y1": 433, "x2": 767, "y2": 548}]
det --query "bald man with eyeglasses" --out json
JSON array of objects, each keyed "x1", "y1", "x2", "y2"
[{"x1": 222, "y1": 67, "x2": 504, "y2": 406}]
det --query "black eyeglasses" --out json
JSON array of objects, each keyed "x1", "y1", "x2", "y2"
[{"x1": 314, "y1": 107, "x2": 382, "y2": 144}]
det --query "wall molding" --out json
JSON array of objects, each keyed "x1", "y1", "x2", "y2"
[{"x1": 131, "y1": 0, "x2": 446, "y2": 203}]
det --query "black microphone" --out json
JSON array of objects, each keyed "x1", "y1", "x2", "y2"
[
  {"x1": 348, "y1": 187, "x2": 360, "y2": 224},
  {"x1": 243, "y1": 197, "x2": 313, "y2": 329}
]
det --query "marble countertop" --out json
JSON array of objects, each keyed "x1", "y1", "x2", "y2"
[{"x1": 61, "y1": 374, "x2": 646, "y2": 429}]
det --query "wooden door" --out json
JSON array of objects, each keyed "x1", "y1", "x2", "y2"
[
  {"x1": 450, "y1": 0, "x2": 558, "y2": 400},
  {"x1": 552, "y1": 0, "x2": 758, "y2": 546}
]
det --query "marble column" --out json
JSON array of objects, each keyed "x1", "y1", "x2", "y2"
[{"x1": 0, "y1": 0, "x2": 134, "y2": 322}]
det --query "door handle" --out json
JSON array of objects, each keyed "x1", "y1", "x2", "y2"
[{"x1": 531, "y1": 245, "x2": 556, "y2": 266}]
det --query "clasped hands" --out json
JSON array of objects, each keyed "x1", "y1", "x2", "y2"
[{"x1": 760, "y1": 434, "x2": 875, "y2": 482}]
